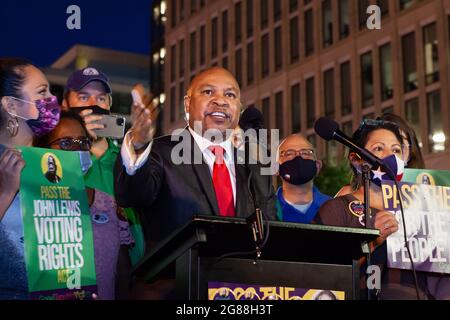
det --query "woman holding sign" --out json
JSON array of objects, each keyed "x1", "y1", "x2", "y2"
[
  {"x1": 316, "y1": 119, "x2": 430, "y2": 299},
  {"x1": 0, "y1": 58, "x2": 61, "y2": 299}
]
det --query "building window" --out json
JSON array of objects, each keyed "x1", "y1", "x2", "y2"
[
  {"x1": 275, "y1": 26, "x2": 283, "y2": 71},
  {"x1": 235, "y1": 2, "x2": 242, "y2": 45},
  {"x1": 261, "y1": 0, "x2": 268, "y2": 29},
  {"x1": 222, "y1": 10, "x2": 228, "y2": 53},
  {"x1": 380, "y1": 43, "x2": 393, "y2": 101},
  {"x1": 399, "y1": 0, "x2": 414, "y2": 10},
  {"x1": 342, "y1": 121, "x2": 353, "y2": 137},
  {"x1": 275, "y1": 91, "x2": 284, "y2": 138},
  {"x1": 247, "y1": 42, "x2": 254, "y2": 85},
  {"x1": 170, "y1": 44, "x2": 176, "y2": 82},
  {"x1": 171, "y1": 1, "x2": 177, "y2": 28},
  {"x1": 262, "y1": 97, "x2": 271, "y2": 129},
  {"x1": 290, "y1": 17, "x2": 299, "y2": 64},
  {"x1": 305, "y1": 9, "x2": 314, "y2": 56},
  {"x1": 377, "y1": 0, "x2": 389, "y2": 17},
  {"x1": 211, "y1": 17, "x2": 218, "y2": 59},
  {"x1": 402, "y1": 32, "x2": 418, "y2": 92},
  {"x1": 339, "y1": 0, "x2": 350, "y2": 39},
  {"x1": 179, "y1": 39, "x2": 185, "y2": 77},
  {"x1": 291, "y1": 83, "x2": 301, "y2": 133},
  {"x1": 261, "y1": 33, "x2": 269, "y2": 77},
  {"x1": 200, "y1": 26, "x2": 205, "y2": 66},
  {"x1": 200, "y1": 0, "x2": 205, "y2": 8},
  {"x1": 190, "y1": 31, "x2": 196, "y2": 72},
  {"x1": 222, "y1": 56, "x2": 228, "y2": 69},
  {"x1": 170, "y1": 86, "x2": 176, "y2": 122},
  {"x1": 322, "y1": 0, "x2": 333, "y2": 47},
  {"x1": 180, "y1": 0, "x2": 185, "y2": 21},
  {"x1": 306, "y1": 77, "x2": 315, "y2": 128},
  {"x1": 340, "y1": 61, "x2": 352, "y2": 115},
  {"x1": 358, "y1": 0, "x2": 370, "y2": 30},
  {"x1": 404, "y1": 98, "x2": 421, "y2": 147},
  {"x1": 427, "y1": 91, "x2": 446, "y2": 153},
  {"x1": 361, "y1": 51, "x2": 374, "y2": 108},
  {"x1": 235, "y1": 49, "x2": 242, "y2": 86},
  {"x1": 326, "y1": 141, "x2": 338, "y2": 166},
  {"x1": 190, "y1": 0, "x2": 196, "y2": 14},
  {"x1": 246, "y1": 0, "x2": 253, "y2": 38},
  {"x1": 324, "y1": 68, "x2": 335, "y2": 117},
  {"x1": 290, "y1": 0, "x2": 298, "y2": 13},
  {"x1": 179, "y1": 81, "x2": 185, "y2": 119},
  {"x1": 274, "y1": 0, "x2": 282, "y2": 22},
  {"x1": 423, "y1": 23, "x2": 439, "y2": 85}
]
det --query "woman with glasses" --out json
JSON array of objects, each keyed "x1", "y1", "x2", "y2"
[
  {"x1": 316, "y1": 120, "x2": 430, "y2": 299},
  {"x1": 36, "y1": 111, "x2": 134, "y2": 300},
  {"x1": 0, "y1": 58, "x2": 61, "y2": 299}
]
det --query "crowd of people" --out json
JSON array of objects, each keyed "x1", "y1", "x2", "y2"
[{"x1": 0, "y1": 58, "x2": 448, "y2": 300}]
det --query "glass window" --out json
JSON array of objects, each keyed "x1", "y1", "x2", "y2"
[
  {"x1": 275, "y1": 91, "x2": 284, "y2": 138},
  {"x1": 290, "y1": 17, "x2": 299, "y2": 63},
  {"x1": 261, "y1": 33, "x2": 269, "y2": 77},
  {"x1": 358, "y1": 0, "x2": 370, "y2": 30},
  {"x1": 170, "y1": 86, "x2": 176, "y2": 122},
  {"x1": 222, "y1": 10, "x2": 228, "y2": 52},
  {"x1": 322, "y1": 0, "x2": 333, "y2": 47},
  {"x1": 423, "y1": 23, "x2": 439, "y2": 85},
  {"x1": 305, "y1": 9, "x2": 314, "y2": 56},
  {"x1": 380, "y1": 43, "x2": 393, "y2": 101},
  {"x1": 200, "y1": 26, "x2": 205, "y2": 65},
  {"x1": 402, "y1": 32, "x2": 418, "y2": 92},
  {"x1": 427, "y1": 91, "x2": 446, "y2": 153},
  {"x1": 339, "y1": 0, "x2": 350, "y2": 39},
  {"x1": 291, "y1": 83, "x2": 301, "y2": 133},
  {"x1": 235, "y1": 2, "x2": 242, "y2": 45},
  {"x1": 261, "y1": 0, "x2": 268, "y2": 29},
  {"x1": 180, "y1": 0, "x2": 185, "y2": 21},
  {"x1": 274, "y1": 0, "x2": 282, "y2": 22},
  {"x1": 275, "y1": 26, "x2": 283, "y2": 71},
  {"x1": 179, "y1": 39, "x2": 185, "y2": 77},
  {"x1": 170, "y1": 44, "x2": 176, "y2": 82},
  {"x1": 222, "y1": 56, "x2": 228, "y2": 69},
  {"x1": 324, "y1": 68, "x2": 335, "y2": 117},
  {"x1": 211, "y1": 17, "x2": 218, "y2": 59},
  {"x1": 190, "y1": 0, "x2": 196, "y2": 14},
  {"x1": 247, "y1": 0, "x2": 253, "y2": 38},
  {"x1": 179, "y1": 81, "x2": 185, "y2": 118},
  {"x1": 340, "y1": 61, "x2": 352, "y2": 115},
  {"x1": 306, "y1": 77, "x2": 315, "y2": 128},
  {"x1": 235, "y1": 49, "x2": 242, "y2": 87},
  {"x1": 190, "y1": 31, "x2": 196, "y2": 71},
  {"x1": 247, "y1": 42, "x2": 254, "y2": 85},
  {"x1": 262, "y1": 97, "x2": 271, "y2": 129},
  {"x1": 361, "y1": 51, "x2": 374, "y2": 107},
  {"x1": 290, "y1": 0, "x2": 298, "y2": 13},
  {"x1": 342, "y1": 121, "x2": 353, "y2": 137},
  {"x1": 399, "y1": 0, "x2": 414, "y2": 10},
  {"x1": 405, "y1": 98, "x2": 422, "y2": 147}
]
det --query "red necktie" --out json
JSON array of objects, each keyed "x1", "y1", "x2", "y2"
[{"x1": 210, "y1": 146, "x2": 235, "y2": 217}]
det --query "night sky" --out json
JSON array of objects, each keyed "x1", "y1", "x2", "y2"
[{"x1": 0, "y1": 0, "x2": 153, "y2": 67}]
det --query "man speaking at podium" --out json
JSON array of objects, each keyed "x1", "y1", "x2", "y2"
[{"x1": 114, "y1": 67, "x2": 277, "y2": 247}]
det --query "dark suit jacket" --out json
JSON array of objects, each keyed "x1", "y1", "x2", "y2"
[{"x1": 114, "y1": 128, "x2": 277, "y2": 245}]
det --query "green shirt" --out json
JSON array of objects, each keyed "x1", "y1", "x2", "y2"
[{"x1": 84, "y1": 138, "x2": 145, "y2": 266}]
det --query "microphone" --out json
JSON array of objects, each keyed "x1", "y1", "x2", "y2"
[{"x1": 314, "y1": 117, "x2": 385, "y2": 170}]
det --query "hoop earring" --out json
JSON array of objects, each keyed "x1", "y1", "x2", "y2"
[{"x1": 6, "y1": 116, "x2": 19, "y2": 137}]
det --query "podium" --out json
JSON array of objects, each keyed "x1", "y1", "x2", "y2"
[{"x1": 132, "y1": 215, "x2": 379, "y2": 300}]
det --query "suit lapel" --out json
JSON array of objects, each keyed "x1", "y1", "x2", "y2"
[
  {"x1": 188, "y1": 130, "x2": 220, "y2": 215},
  {"x1": 234, "y1": 147, "x2": 250, "y2": 218}
]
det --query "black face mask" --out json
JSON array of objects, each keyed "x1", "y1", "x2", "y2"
[
  {"x1": 279, "y1": 156, "x2": 317, "y2": 186},
  {"x1": 71, "y1": 105, "x2": 110, "y2": 115}
]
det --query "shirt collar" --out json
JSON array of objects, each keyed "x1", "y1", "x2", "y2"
[{"x1": 188, "y1": 126, "x2": 234, "y2": 161}]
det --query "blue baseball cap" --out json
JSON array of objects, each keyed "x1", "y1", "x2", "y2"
[{"x1": 65, "y1": 67, "x2": 112, "y2": 93}]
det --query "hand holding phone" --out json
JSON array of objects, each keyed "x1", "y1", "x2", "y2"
[{"x1": 92, "y1": 114, "x2": 126, "y2": 139}]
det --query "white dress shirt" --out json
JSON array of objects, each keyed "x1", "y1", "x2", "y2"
[{"x1": 121, "y1": 127, "x2": 237, "y2": 205}]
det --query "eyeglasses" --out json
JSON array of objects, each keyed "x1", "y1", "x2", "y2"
[
  {"x1": 49, "y1": 137, "x2": 92, "y2": 151},
  {"x1": 280, "y1": 148, "x2": 315, "y2": 159}
]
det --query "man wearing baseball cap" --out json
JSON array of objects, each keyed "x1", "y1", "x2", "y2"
[{"x1": 62, "y1": 67, "x2": 145, "y2": 278}]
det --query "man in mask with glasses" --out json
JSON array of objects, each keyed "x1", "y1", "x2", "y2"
[
  {"x1": 276, "y1": 133, "x2": 331, "y2": 224},
  {"x1": 61, "y1": 67, "x2": 145, "y2": 267}
]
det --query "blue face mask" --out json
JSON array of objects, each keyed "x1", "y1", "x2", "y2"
[{"x1": 78, "y1": 151, "x2": 92, "y2": 175}]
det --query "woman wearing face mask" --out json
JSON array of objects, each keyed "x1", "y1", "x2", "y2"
[
  {"x1": 316, "y1": 120, "x2": 431, "y2": 300},
  {"x1": 35, "y1": 111, "x2": 134, "y2": 300},
  {"x1": 0, "y1": 58, "x2": 61, "y2": 299}
]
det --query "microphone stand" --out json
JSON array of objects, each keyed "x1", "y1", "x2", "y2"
[{"x1": 361, "y1": 163, "x2": 373, "y2": 300}]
